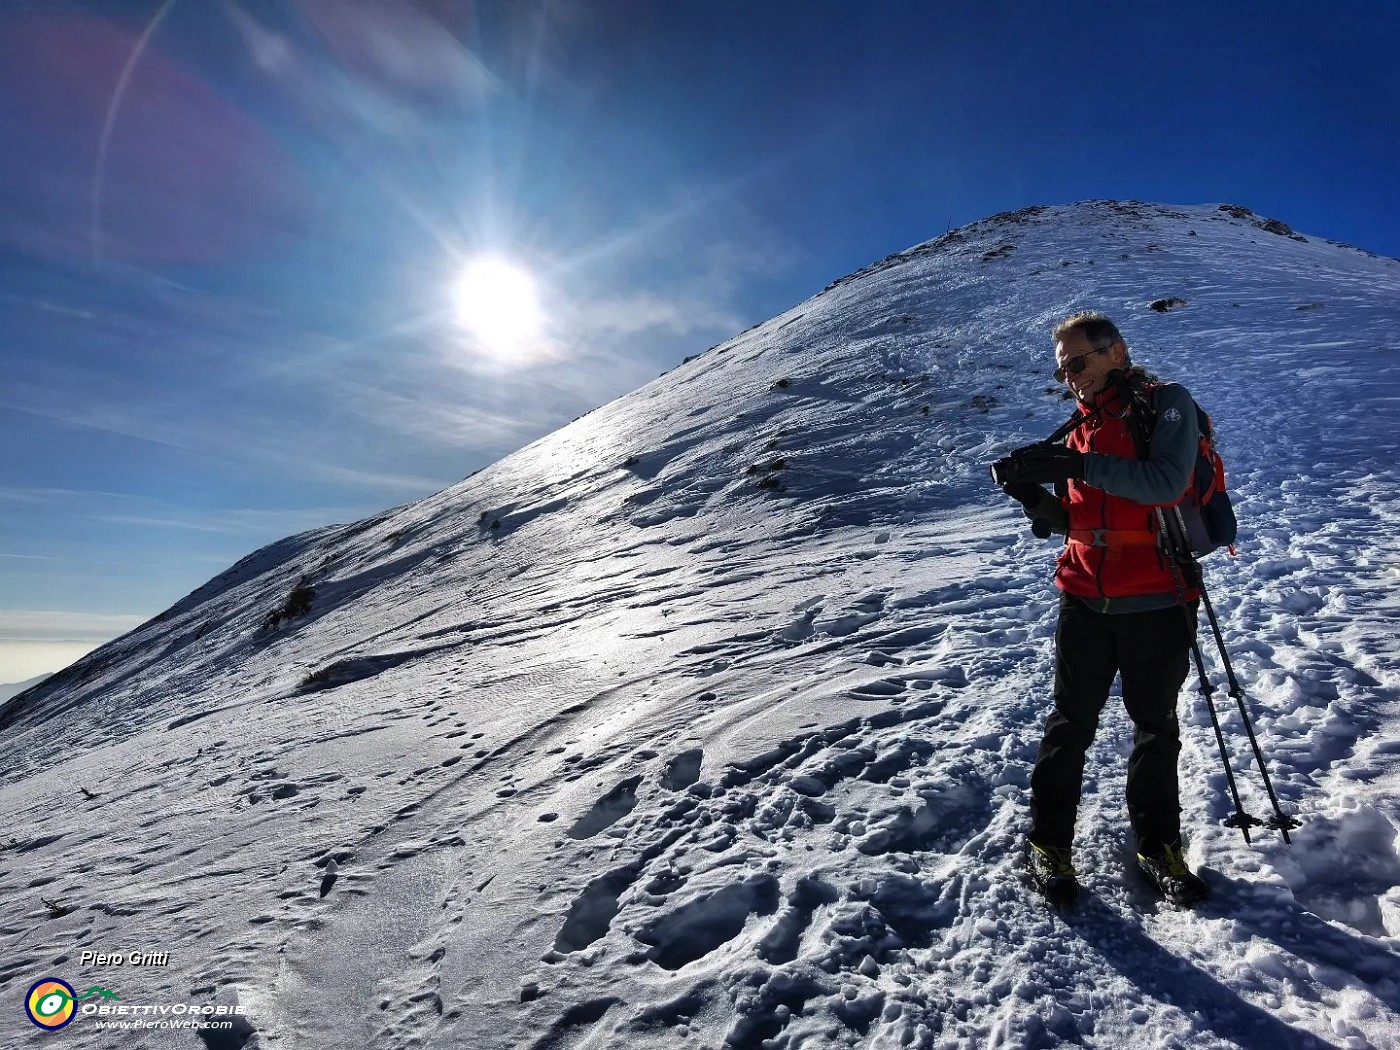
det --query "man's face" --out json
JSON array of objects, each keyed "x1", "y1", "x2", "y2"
[{"x1": 1055, "y1": 329, "x2": 1125, "y2": 403}]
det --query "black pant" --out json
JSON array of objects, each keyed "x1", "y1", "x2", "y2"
[{"x1": 1029, "y1": 593, "x2": 1197, "y2": 854}]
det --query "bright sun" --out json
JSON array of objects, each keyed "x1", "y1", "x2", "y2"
[{"x1": 453, "y1": 257, "x2": 543, "y2": 355}]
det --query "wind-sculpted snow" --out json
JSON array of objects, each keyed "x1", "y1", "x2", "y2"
[{"x1": 1, "y1": 201, "x2": 1399, "y2": 1049}]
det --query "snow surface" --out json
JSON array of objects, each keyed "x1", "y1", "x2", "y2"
[{"x1": 3, "y1": 201, "x2": 1399, "y2": 1050}]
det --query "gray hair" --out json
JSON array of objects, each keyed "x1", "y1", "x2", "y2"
[{"x1": 1053, "y1": 311, "x2": 1128, "y2": 356}]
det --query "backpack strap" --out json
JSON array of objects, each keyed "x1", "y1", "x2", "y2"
[
  {"x1": 1193, "y1": 404, "x2": 1225, "y2": 502},
  {"x1": 1120, "y1": 374, "x2": 1157, "y2": 460}
]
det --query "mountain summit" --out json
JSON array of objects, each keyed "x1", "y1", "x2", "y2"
[{"x1": 4, "y1": 201, "x2": 1398, "y2": 1049}]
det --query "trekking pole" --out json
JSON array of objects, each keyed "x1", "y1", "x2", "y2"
[
  {"x1": 1154, "y1": 510, "x2": 1262, "y2": 843},
  {"x1": 1170, "y1": 508, "x2": 1300, "y2": 842}
]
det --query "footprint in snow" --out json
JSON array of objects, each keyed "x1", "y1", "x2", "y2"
[
  {"x1": 859, "y1": 872, "x2": 958, "y2": 950},
  {"x1": 858, "y1": 776, "x2": 995, "y2": 857},
  {"x1": 781, "y1": 608, "x2": 819, "y2": 642},
  {"x1": 550, "y1": 863, "x2": 642, "y2": 955},
  {"x1": 526, "y1": 998, "x2": 623, "y2": 1050},
  {"x1": 819, "y1": 609, "x2": 885, "y2": 637},
  {"x1": 566, "y1": 776, "x2": 643, "y2": 840},
  {"x1": 860, "y1": 736, "x2": 936, "y2": 783},
  {"x1": 634, "y1": 875, "x2": 780, "y2": 970},
  {"x1": 848, "y1": 678, "x2": 906, "y2": 701},
  {"x1": 756, "y1": 875, "x2": 838, "y2": 965},
  {"x1": 661, "y1": 748, "x2": 703, "y2": 791},
  {"x1": 319, "y1": 859, "x2": 338, "y2": 898},
  {"x1": 909, "y1": 664, "x2": 969, "y2": 689}
]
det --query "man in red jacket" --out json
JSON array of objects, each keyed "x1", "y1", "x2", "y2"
[{"x1": 996, "y1": 311, "x2": 1210, "y2": 907}]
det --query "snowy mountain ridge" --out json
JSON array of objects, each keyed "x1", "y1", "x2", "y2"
[{"x1": 3, "y1": 200, "x2": 1399, "y2": 1050}]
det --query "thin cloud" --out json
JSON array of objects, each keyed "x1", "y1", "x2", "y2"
[
  {"x1": 0, "y1": 609, "x2": 146, "y2": 644},
  {"x1": 299, "y1": 462, "x2": 448, "y2": 499},
  {"x1": 572, "y1": 291, "x2": 742, "y2": 339},
  {"x1": 3, "y1": 399, "x2": 208, "y2": 457},
  {"x1": 225, "y1": 1, "x2": 500, "y2": 134},
  {"x1": 91, "y1": 509, "x2": 359, "y2": 536},
  {"x1": 345, "y1": 388, "x2": 547, "y2": 450},
  {"x1": 1, "y1": 486, "x2": 378, "y2": 539},
  {"x1": 5, "y1": 364, "x2": 448, "y2": 500}
]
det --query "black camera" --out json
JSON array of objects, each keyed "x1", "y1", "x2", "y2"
[
  {"x1": 988, "y1": 442, "x2": 1045, "y2": 486},
  {"x1": 991, "y1": 445, "x2": 1055, "y2": 539}
]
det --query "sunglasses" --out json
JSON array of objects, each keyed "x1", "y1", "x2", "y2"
[{"x1": 1054, "y1": 343, "x2": 1114, "y2": 382}]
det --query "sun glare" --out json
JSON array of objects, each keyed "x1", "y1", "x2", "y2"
[{"x1": 453, "y1": 257, "x2": 543, "y2": 356}]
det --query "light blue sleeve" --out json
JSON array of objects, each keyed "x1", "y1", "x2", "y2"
[{"x1": 1081, "y1": 384, "x2": 1198, "y2": 505}]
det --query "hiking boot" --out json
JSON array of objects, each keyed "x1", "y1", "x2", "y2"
[
  {"x1": 1026, "y1": 841, "x2": 1079, "y2": 906},
  {"x1": 1137, "y1": 842, "x2": 1209, "y2": 906}
]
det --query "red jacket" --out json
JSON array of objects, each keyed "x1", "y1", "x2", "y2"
[{"x1": 1055, "y1": 383, "x2": 1197, "y2": 603}]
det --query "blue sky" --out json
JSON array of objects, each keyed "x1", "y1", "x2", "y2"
[{"x1": 2, "y1": 0, "x2": 1397, "y2": 684}]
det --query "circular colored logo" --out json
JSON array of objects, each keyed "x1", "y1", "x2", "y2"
[{"x1": 26, "y1": 978, "x2": 77, "y2": 1030}]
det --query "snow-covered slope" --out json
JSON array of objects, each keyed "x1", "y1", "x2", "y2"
[{"x1": 4, "y1": 201, "x2": 1399, "y2": 1050}]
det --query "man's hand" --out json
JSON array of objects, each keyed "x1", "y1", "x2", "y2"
[
  {"x1": 1000, "y1": 481, "x2": 1044, "y2": 509},
  {"x1": 998, "y1": 444, "x2": 1085, "y2": 486}
]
